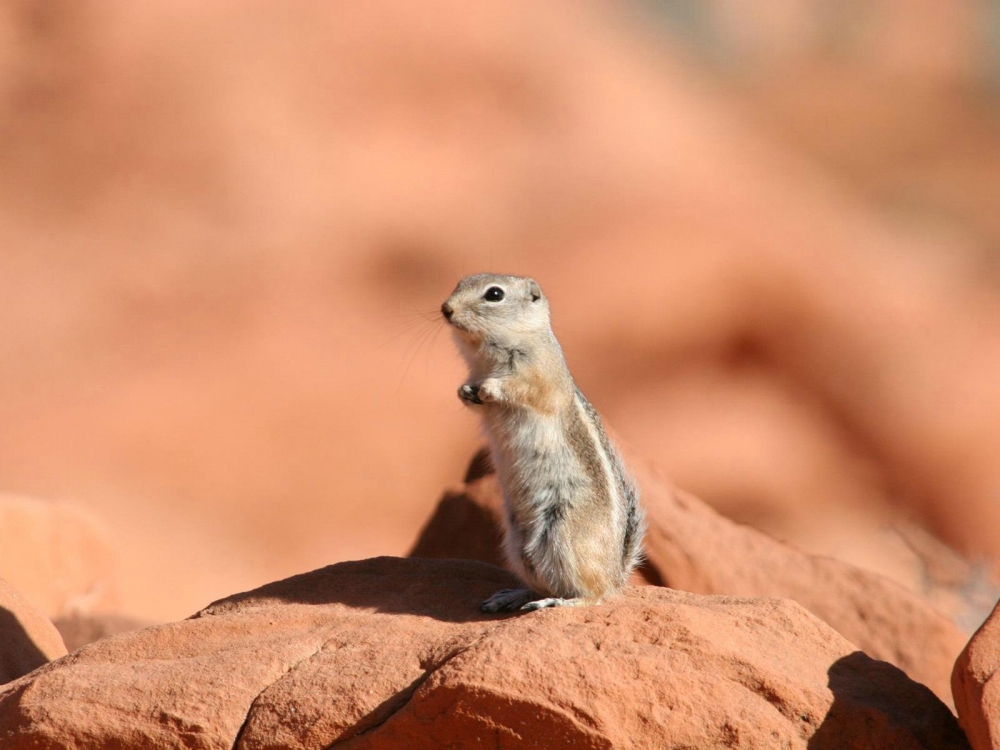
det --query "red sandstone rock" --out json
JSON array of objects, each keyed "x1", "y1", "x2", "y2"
[
  {"x1": 411, "y1": 448, "x2": 966, "y2": 704},
  {"x1": 953, "y1": 599, "x2": 1000, "y2": 750},
  {"x1": 606, "y1": 364, "x2": 999, "y2": 627},
  {"x1": 0, "y1": 558, "x2": 966, "y2": 749},
  {"x1": 0, "y1": 579, "x2": 66, "y2": 685}
]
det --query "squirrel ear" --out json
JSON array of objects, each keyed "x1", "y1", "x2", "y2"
[{"x1": 527, "y1": 279, "x2": 542, "y2": 302}]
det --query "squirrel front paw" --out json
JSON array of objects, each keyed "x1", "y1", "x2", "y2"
[
  {"x1": 458, "y1": 384, "x2": 483, "y2": 405},
  {"x1": 458, "y1": 379, "x2": 502, "y2": 406}
]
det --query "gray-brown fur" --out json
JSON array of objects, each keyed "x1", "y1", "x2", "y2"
[
  {"x1": 576, "y1": 386, "x2": 644, "y2": 575},
  {"x1": 441, "y1": 273, "x2": 645, "y2": 612}
]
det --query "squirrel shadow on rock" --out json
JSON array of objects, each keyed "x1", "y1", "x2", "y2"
[
  {"x1": 807, "y1": 651, "x2": 969, "y2": 750},
  {"x1": 408, "y1": 490, "x2": 506, "y2": 569},
  {"x1": 196, "y1": 556, "x2": 531, "y2": 625},
  {"x1": 0, "y1": 606, "x2": 52, "y2": 684}
]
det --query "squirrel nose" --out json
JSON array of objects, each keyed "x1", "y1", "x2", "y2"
[{"x1": 441, "y1": 302, "x2": 454, "y2": 320}]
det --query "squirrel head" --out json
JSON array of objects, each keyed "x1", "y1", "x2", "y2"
[{"x1": 441, "y1": 273, "x2": 551, "y2": 356}]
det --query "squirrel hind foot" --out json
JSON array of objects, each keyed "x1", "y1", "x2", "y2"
[
  {"x1": 480, "y1": 588, "x2": 601, "y2": 614},
  {"x1": 520, "y1": 596, "x2": 596, "y2": 611},
  {"x1": 479, "y1": 587, "x2": 536, "y2": 613}
]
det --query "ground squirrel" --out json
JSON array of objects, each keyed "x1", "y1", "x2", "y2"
[{"x1": 441, "y1": 273, "x2": 644, "y2": 612}]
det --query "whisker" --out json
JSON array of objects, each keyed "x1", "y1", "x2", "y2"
[
  {"x1": 391, "y1": 306, "x2": 441, "y2": 322},
  {"x1": 422, "y1": 323, "x2": 446, "y2": 377},
  {"x1": 396, "y1": 320, "x2": 439, "y2": 394},
  {"x1": 379, "y1": 318, "x2": 437, "y2": 349}
]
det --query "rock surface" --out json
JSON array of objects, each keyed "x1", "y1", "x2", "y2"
[
  {"x1": 953, "y1": 599, "x2": 1000, "y2": 750},
  {"x1": 0, "y1": 557, "x2": 966, "y2": 749},
  {"x1": 0, "y1": 579, "x2": 66, "y2": 685},
  {"x1": 411, "y1": 447, "x2": 966, "y2": 704}
]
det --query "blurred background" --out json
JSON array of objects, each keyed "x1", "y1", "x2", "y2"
[{"x1": 1, "y1": 0, "x2": 1000, "y2": 632}]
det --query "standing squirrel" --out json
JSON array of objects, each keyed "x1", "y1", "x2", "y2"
[{"x1": 441, "y1": 273, "x2": 644, "y2": 612}]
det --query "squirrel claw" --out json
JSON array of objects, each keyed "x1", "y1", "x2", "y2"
[
  {"x1": 458, "y1": 384, "x2": 483, "y2": 405},
  {"x1": 480, "y1": 587, "x2": 536, "y2": 613}
]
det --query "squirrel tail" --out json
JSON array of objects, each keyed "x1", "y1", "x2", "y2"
[{"x1": 621, "y1": 480, "x2": 646, "y2": 578}]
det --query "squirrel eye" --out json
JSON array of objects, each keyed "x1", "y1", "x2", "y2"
[{"x1": 483, "y1": 286, "x2": 505, "y2": 302}]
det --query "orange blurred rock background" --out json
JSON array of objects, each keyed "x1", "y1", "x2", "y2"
[{"x1": 1, "y1": 0, "x2": 999, "y2": 629}]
